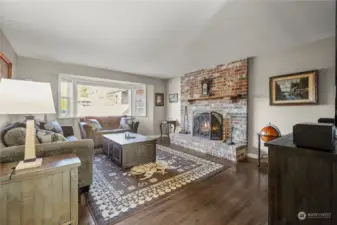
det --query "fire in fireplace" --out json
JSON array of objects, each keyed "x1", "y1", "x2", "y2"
[{"x1": 193, "y1": 111, "x2": 223, "y2": 140}]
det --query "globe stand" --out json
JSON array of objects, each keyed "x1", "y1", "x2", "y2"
[{"x1": 257, "y1": 133, "x2": 280, "y2": 167}]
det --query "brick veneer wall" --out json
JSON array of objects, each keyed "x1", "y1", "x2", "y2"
[{"x1": 180, "y1": 59, "x2": 248, "y2": 144}]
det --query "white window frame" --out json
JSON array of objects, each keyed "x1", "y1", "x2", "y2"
[{"x1": 58, "y1": 74, "x2": 147, "y2": 118}]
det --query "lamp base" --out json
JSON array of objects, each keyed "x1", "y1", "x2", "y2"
[{"x1": 16, "y1": 158, "x2": 43, "y2": 171}]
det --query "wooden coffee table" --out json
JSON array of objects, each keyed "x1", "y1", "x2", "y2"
[{"x1": 103, "y1": 133, "x2": 157, "y2": 169}]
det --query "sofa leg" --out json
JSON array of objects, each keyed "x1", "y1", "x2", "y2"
[{"x1": 79, "y1": 185, "x2": 90, "y2": 193}]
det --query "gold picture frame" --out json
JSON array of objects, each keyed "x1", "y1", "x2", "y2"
[{"x1": 269, "y1": 70, "x2": 318, "y2": 106}]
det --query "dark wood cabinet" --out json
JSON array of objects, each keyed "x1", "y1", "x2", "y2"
[{"x1": 266, "y1": 134, "x2": 337, "y2": 225}]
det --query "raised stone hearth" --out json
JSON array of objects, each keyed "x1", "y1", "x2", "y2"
[{"x1": 171, "y1": 133, "x2": 247, "y2": 163}]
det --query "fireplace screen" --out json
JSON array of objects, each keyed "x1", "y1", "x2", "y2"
[{"x1": 193, "y1": 111, "x2": 223, "y2": 140}]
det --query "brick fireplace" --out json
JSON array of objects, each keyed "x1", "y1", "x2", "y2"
[{"x1": 171, "y1": 59, "x2": 248, "y2": 162}]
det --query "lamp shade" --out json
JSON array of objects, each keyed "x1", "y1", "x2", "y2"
[{"x1": 0, "y1": 79, "x2": 56, "y2": 115}]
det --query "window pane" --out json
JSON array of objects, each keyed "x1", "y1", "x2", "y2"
[
  {"x1": 121, "y1": 91, "x2": 129, "y2": 104},
  {"x1": 60, "y1": 81, "x2": 69, "y2": 96},
  {"x1": 133, "y1": 87, "x2": 146, "y2": 117},
  {"x1": 59, "y1": 97, "x2": 69, "y2": 116},
  {"x1": 59, "y1": 79, "x2": 73, "y2": 117},
  {"x1": 77, "y1": 84, "x2": 131, "y2": 116}
]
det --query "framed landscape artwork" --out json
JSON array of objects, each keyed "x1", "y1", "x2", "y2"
[
  {"x1": 169, "y1": 93, "x2": 178, "y2": 103},
  {"x1": 269, "y1": 70, "x2": 318, "y2": 106},
  {"x1": 0, "y1": 52, "x2": 12, "y2": 79},
  {"x1": 155, "y1": 93, "x2": 164, "y2": 106}
]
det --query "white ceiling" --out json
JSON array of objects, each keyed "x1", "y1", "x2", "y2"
[{"x1": 0, "y1": 0, "x2": 335, "y2": 78}]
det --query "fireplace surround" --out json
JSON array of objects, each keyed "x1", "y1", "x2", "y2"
[
  {"x1": 193, "y1": 111, "x2": 223, "y2": 140},
  {"x1": 176, "y1": 59, "x2": 248, "y2": 162}
]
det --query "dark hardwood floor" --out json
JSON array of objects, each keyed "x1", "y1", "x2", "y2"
[{"x1": 78, "y1": 159, "x2": 268, "y2": 225}]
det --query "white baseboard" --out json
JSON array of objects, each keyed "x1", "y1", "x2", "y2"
[{"x1": 247, "y1": 153, "x2": 258, "y2": 159}]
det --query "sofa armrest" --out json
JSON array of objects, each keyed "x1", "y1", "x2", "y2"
[
  {"x1": 0, "y1": 139, "x2": 94, "y2": 188},
  {"x1": 62, "y1": 125, "x2": 75, "y2": 137},
  {"x1": 79, "y1": 122, "x2": 94, "y2": 139}
]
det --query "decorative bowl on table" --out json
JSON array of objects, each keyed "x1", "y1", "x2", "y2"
[{"x1": 124, "y1": 132, "x2": 136, "y2": 139}]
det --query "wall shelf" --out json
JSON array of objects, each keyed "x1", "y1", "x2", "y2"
[{"x1": 186, "y1": 94, "x2": 240, "y2": 103}]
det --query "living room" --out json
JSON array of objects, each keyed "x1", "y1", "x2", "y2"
[{"x1": 0, "y1": 1, "x2": 336, "y2": 225}]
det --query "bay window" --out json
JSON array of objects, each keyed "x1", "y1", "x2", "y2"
[{"x1": 58, "y1": 74, "x2": 146, "y2": 118}]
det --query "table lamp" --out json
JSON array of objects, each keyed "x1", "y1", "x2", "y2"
[{"x1": 0, "y1": 79, "x2": 56, "y2": 170}]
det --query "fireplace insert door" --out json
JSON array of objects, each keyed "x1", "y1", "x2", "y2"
[{"x1": 193, "y1": 111, "x2": 223, "y2": 140}]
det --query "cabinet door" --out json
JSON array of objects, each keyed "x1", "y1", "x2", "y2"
[
  {"x1": 138, "y1": 143, "x2": 155, "y2": 164},
  {"x1": 103, "y1": 139, "x2": 109, "y2": 155},
  {"x1": 269, "y1": 147, "x2": 337, "y2": 225},
  {"x1": 123, "y1": 142, "x2": 156, "y2": 168},
  {"x1": 112, "y1": 143, "x2": 122, "y2": 165},
  {"x1": 123, "y1": 146, "x2": 140, "y2": 168}
]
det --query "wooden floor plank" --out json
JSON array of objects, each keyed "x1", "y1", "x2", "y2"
[{"x1": 79, "y1": 160, "x2": 268, "y2": 225}]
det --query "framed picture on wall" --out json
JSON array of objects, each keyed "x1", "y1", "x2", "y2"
[
  {"x1": 201, "y1": 78, "x2": 212, "y2": 96},
  {"x1": 155, "y1": 93, "x2": 164, "y2": 106},
  {"x1": 269, "y1": 70, "x2": 318, "y2": 106},
  {"x1": 169, "y1": 93, "x2": 178, "y2": 103},
  {"x1": 0, "y1": 52, "x2": 12, "y2": 79}
]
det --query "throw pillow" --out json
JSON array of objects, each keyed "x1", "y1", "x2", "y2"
[
  {"x1": 4, "y1": 127, "x2": 40, "y2": 147},
  {"x1": 0, "y1": 138, "x2": 5, "y2": 149},
  {"x1": 15, "y1": 120, "x2": 40, "y2": 131},
  {"x1": 119, "y1": 117, "x2": 133, "y2": 129},
  {"x1": 1, "y1": 122, "x2": 22, "y2": 147},
  {"x1": 36, "y1": 129, "x2": 54, "y2": 143},
  {"x1": 52, "y1": 133, "x2": 68, "y2": 143},
  {"x1": 44, "y1": 121, "x2": 64, "y2": 135},
  {"x1": 86, "y1": 119, "x2": 103, "y2": 131},
  {"x1": 119, "y1": 123, "x2": 130, "y2": 129},
  {"x1": 37, "y1": 129, "x2": 67, "y2": 143},
  {"x1": 120, "y1": 117, "x2": 129, "y2": 125}
]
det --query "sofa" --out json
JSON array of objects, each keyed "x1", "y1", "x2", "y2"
[
  {"x1": 0, "y1": 122, "x2": 94, "y2": 189},
  {"x1": 79, "y1": 116, "x2": 139, "y2": 147}
]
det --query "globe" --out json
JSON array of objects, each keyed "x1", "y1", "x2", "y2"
[{"x1": 260, "y1": 124, "x2": 281, "y2": 142}]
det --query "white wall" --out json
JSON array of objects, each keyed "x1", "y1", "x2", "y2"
[
  {"x1": 164, "y1": 37, "x2": 335, "y2": 158},
  {"x1": 248, "y1": 37, "x2": 335, "y2": 158},
  {"x1": 166, "y1": 76, "x2": 181, "y2": 124},
  {"x1": 0, "y1": 29, "x2": 18, "y2": 127},
  {"x1": 15, "y1": 56, "x2": 166, "y2": 137}
]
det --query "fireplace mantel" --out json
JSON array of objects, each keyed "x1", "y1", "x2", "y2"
[{"x1": 186, "y1": 94, "x2": 241, "y2": 103}]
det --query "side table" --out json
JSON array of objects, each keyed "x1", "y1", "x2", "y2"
[
  {"x1": 160, "y1": 120, "x2": 177, "y2": 137},
  {"x1": 0, "y1": 154, "x2": 81, "y2": 225}
]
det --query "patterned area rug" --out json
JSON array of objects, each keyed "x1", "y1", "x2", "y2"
[{"x1": 88, "y1": 145, "x2": 228, "y2": 225}]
